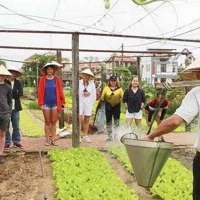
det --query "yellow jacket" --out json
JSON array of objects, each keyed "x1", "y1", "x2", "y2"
[{"x1": 101, "y1": 86, "x2": 124, "y2": 106}]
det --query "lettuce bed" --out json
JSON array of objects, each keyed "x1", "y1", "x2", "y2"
[
  {"x1": 109, "y1": 146, "x2": 192, "y2": 200},
  {"x1": 48, "y1": 148, "x2": 139, "y2": 200}
]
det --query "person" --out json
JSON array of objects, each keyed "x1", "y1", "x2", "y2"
[
  {"x1": 4, "y1": 68, "x2": 23, "y2": 149},
  {"x1": 145, "y1": 91, "x2": 169, "y2": 127},
  {"x1": 0, "y1": 66, "x2": 12, "y2": 163},
  {"x1": 38, "y1": 61, "x2": 65, "y2": 146},
  {"x1": 101, "y1": 75, "x2": 124, "y2": 141},
  {"x1": 145, "y1": 86, "x2": 200, "y2": 200},
  {"x1": 95, "y1": 99, "x2": 105, "y2": 134},
  {"x1": 79, "y1": 68, "x2": 96, "y2": 143},
  {"x1": 123, "y1": 75, "x2": 145, "y2": 135}
]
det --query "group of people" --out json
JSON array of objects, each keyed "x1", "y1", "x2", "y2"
[
  {"x1": 79, "y1": 69, "x2": 169, "y2": 142},
  {"x1": 0, "y1": 65, "x2": 23, "y2": 164},
  {"x1": 1, "y1": 62, "x2": 200, "y2": 198}
]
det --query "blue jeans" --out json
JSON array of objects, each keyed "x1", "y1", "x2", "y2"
[{"x1": 6, "y1": 110, "x2": 21, "y2": 145}]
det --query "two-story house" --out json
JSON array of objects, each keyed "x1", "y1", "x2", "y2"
[{"x1": 141, "y1": 49, "x2": 180, "y2": 85}]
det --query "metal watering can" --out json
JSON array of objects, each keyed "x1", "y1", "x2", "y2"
[{"x1": 121, "y1": 133, "x2": 174, "y2": 188}]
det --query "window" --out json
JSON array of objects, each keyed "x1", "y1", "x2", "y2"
[
  {"x1": 161, "y1": 78, "x2": 166, "y2": 83},
  {"x1": 161, "y1": 64, "x2": 166, "y2": 72},
  {"x1": 154, "y1": 78, "x2": 157, "y2": 82},
  {"x1": 172, "y1": 63, "x2": 176, "y2": 73}
]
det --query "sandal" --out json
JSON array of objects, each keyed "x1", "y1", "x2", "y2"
[
  {"x1": 45, "y1": 140, "x2": 51, "y2": 146},
  {"x1": 51, "y1": 140, "x2": 58, "y2": 146}
]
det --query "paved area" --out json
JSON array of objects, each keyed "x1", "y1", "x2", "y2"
[{"x1": 4, "y1": 131, "x2": 198, "y2": 153}]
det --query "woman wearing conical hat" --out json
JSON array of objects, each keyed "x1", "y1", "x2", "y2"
[
  {"x1": 0, "y1": 65, "x2": 12, "y2": 164},
  {"x1": 79, "y1": 68, "x2": 96, "y2": 143},
  {"x1": 38, "y1": 61, "x2": 65, "y2": 146}
]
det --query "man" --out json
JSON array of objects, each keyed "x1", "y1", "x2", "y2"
[
  {"x1": 0, "y1": 65, "x2": 12, "y2": 163},
  {"x1": 146, "y1": 86, "x2": 200, "y2": 200},
  {"x1": 4, "y1": 68, "x2": 23, "y2": 149}
]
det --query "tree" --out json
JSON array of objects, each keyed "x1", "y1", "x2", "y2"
[
  {"x1": 21, "y1": 53, "x2": 56, "y2": 87},
  {"x1": 0, "y1": 60, "x2": 6, "y2": 66},
  {"x1": 115, "y1": 66, "x2": 132, "y2": 90}
]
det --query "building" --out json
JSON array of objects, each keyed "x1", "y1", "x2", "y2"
[{"x1": 140, "y1": 49, "x2": 181, "y2": 85}]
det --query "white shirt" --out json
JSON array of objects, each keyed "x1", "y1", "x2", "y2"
[
  {"x1": 175, "y1": 86, "x2": 200, "y2": 151},
  {"x1": 79, "y1": 79, "x2": 96, "y2": 104}
]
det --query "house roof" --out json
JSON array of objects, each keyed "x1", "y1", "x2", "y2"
[{"x1": 108, "y1": 56, "x2": 137, "y2": 62}]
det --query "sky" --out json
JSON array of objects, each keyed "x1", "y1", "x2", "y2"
[{"x1": 0, "y1": 0, "x2": 200, "y2": 69}]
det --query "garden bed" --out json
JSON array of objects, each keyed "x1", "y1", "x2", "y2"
[{"x1": 0, "y1": 146, "x2": 195, "y2": 200}]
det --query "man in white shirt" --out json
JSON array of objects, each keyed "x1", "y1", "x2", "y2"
[{"x1": 146, "y1": 86, "x2": 200, "y2": 200}]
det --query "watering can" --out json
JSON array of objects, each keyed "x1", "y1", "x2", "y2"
[{"x1": 121, "y1": 133, "x2": 173, "y2": 187}]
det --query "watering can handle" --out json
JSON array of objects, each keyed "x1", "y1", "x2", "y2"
[{"x1": 120, "y1": 133, "x2": 138, "y2": 143}]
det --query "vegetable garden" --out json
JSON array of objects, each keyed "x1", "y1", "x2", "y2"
[{"x1": 0, "y1": 95, "x2": 196, "y2": 200}]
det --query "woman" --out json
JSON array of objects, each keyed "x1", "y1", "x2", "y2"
[
  {"x1": 123, "y1": 75, "x2": 145, "y2": 133},
  {"x1": 79, "y1": 68, "x2": 96, "y2": 143},
  {"x1": 145, "y1": 91, "x2": 169, "y2": 127},
  {"x1": 0, "y1": 65, "x2": 12, "y2": 163},
  {"x1": 101, "y1": 75, "x2": 123, "y2": 141},
  {"x1": 38, "y1": 61, "x2": 65, "y2": 146}
]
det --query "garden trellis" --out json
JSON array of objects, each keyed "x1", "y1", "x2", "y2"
[{"x1": 0, "y1": 30, "x2": 199, "y2": 147}]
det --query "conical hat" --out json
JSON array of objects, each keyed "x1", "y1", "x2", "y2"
[
  {"x1": 180, "y1": 58, "x2": 200, "y2": 80},
  {"x1": 41, "y1": 61, "x2": 63, "y2": 75},
  {"x1": 0, "y1": 65, "x2": 12, "y2": 76},
  {"x1": 81, "y1": 68, "x2": 95, "y2": 79},
  {"x1": 7, "y1": 67, "x2": 22, "y2": 77}
]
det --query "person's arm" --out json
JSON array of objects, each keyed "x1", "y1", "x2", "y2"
[
  {"x1": 147, "y1": 114, "x2": 184, "y2": 140},
  {"x1": 12, "y1": 80, "x2": 23, "y2": 99},
  {"x1": 122, "y1": 89, "x2": 128, "y2": 108},
  {"x1": 141, "y1": 89, "x2": 146, "y2": 109}
]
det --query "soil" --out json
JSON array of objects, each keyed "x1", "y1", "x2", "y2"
[
  {"x1": 0, "y1": 145, "x2": 195, "y2": 200},
  {"x1": 0, "y1": 153, "x2": 56, "y2": 200},
  {"x1": 171, "y1": 145, "x2": 196, "y2": 171},
  {"x1": 104, "y1": 152, "x2": 161, "y2": 200}
]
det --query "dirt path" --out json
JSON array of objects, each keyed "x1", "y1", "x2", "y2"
[
  {"x1": 171, "y1": 146, "x2": 196, "y2": 171},
  {"x1": 104, "y1": 152, "x2": 161, "y2": 200},
  {"x1": 0, "y1": 153, "x2": 56, "y2": 200}
]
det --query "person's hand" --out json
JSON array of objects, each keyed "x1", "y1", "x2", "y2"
[
  {"x1": 142, "y1": 134, "x2": 153, "y2": 141},
  {"x1": 83, "y1": 91, "x2": 90, "y2": 97},
  {"x1": 39, "y1": 105, "x2": 44, "y2": 110}
]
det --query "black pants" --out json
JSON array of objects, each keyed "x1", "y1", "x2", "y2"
[
  {"x1": 105, "y1": 103, "x2": 120, "y2": 136},
  {"x1": 193, "y1": 151, "x2": 200, "y2": 200}
]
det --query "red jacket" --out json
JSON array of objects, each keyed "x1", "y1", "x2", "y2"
[
  {"x1": 149, "y1": 98, "x2": 169, "y2": 109},
  {"x1": 38, "y1": 75, "x2": 65, "y2": 111}
]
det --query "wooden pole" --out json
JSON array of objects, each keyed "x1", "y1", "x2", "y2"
[
  {"x1": 72, "y1": 32, "x2": 80, "y2": 147},
  {"x1": 137, "y1": 56, "x2": 141, "y2": 79},
  {"x1": 57, "y1": 50, "x2": 65, "y2": 129}
]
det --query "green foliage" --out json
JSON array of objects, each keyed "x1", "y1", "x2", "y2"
[
  {"x1": 20, "y1": 108, "x2": 44, "y2": 137},
  {"x1": 21, "y1": 53, "x2": 56, "y2": 87},
  {"x1": 131, "y1": 0, "x2": 163, "y2": 5},
  {"x1": 28, "y1": 101, "x2": 39, "y2": 110},
  {"x1": 104, "y1": 0, "x2": 110, "y2": 9},
  {"x1": 108, "y1": 146, "x2": 192, "y2": 200},
  {"x1": 48, "y1": 148, "x2": 139, "y2": 200},
  {"x1": 0, "y1": 60, "x2": 6, "y2": 66},
  {"x1": 115, "y1": 66, "x2": 132, "y2": 90}
]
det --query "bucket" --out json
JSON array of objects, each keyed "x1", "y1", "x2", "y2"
[{"x1": 121, "y1": 133, "x2": 174, "y2": 188}]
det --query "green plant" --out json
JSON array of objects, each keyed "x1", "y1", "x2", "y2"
[
  {"x1": 48, "y1": 148, "x2": 139, "y2": 200},
  {"x1": 108, "y1": 146, "x2": 193, "y2": 200},
  {"x1": 28, "y1": 101, "x2": 39, "y2": 109}
]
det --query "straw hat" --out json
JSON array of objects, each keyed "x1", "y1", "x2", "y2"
[
  {"x1": 81, "y1": 68, "x2": 95, "y2": 79},
  {"x1": 7, "y1": 67, "x2": 22, "y2": 77},
  {"x1": 180, "y1": 58, "x2": 200, "y2": 80},
  {"x1": 41, "y1": 61, "x2": 63, "y2": 75},
  {"x1": 0, "y1": 65, "x2": 12, "y2": 76}
]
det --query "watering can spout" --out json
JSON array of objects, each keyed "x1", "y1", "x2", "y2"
[{"x1": 121, "y1": 133, "x2": 174, "y2": 188}]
